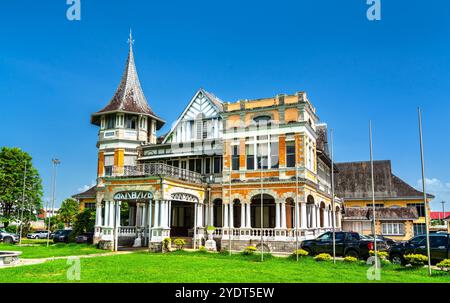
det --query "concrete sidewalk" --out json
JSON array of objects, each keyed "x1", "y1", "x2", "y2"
[{"x1": 0, "y1": 250, "x2": 134, "y2": 269}]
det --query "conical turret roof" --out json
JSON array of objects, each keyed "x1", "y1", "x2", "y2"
[{"x1": 92, "y1": 32, "x2": 164, "y2": 129}]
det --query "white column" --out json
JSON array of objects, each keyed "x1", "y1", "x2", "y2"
[
  {"x1": 136, "y1": 204, "x2": 142, "y2": 227},
  {"x1": 109, "y1": 201, "x2": 115, "y2": 227},
  {"x1": 153, "y1": 200, "x2": 160, "y2": 228},
  {"x1": 316, "y1": 206, "x2": 320, "y2": 228},
  {"x1": 95, "y1": 203, "x2": 102, "y2": 226},
  {"x1": 301, "y1": 203, "x2": 307, "y2": 229},
  {"x1": 162, "y1": 201, "x2": 169, "y2": 228},
  {"x1": 197, "y1": 203, "x2": 203, "y2": 227},
  {"x1": 142, "y1": 204, "x2": 147, "y2": 227},
  {"x1": 323, "y1": 209, "x2": 328, "y2": 227},
  {"x1": 229, "y1": 201, "x2": 234, "y2": 228},
  {"x1": 311, "y1": 205, "x2": 316, "y2": 228},
  {"x1": 210, "y1": 204, "x2": 214, "y2": 227},
  {"x1": 104, "y1": 201, "x2": 109, "y2": 227},
  {"x1": 246, "y1": 203, "x2": 251, "y2": 228},
  {"x1": 223, "y1": 204, "x2": 229, "y2": 228},
  {"x1": 281, "y1": 201, "x2": 287, "y2": 229},
  {"x1": 148, "y1": 200, "x2": 153, "y2": 241},
  {"x1": 275, "y1": 202, "x2": 281, "y2": 228},
  {"x1": 294, "y1": 202, "x2": 300, "y2": 228},
  {"x1": 168, "y1": 201, "x2": 172, "y2": 227},
  {"x1": 240, "y1": 203, "x2": 246, "y2": 228}
]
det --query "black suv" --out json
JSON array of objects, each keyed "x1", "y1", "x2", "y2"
[
  {"x1": 53, "y1": 229, "x2": 72, "y2": 243},
  {"x1": 389, "y1": 233, "x2": 450, "y2": 265},
  {"x1": 300, "y1": 231, "x2": 388, "y2": 259}
]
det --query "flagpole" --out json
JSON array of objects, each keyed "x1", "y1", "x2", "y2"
[
  {"x1": 330, "y1": 129, "x2": 336, "y2": 264},
  {"x1": 369, "y1": 121, "x2": 378, "y2": 270},
  {"x1": 418, "y1": 107, "x2": 432, "y2": 276}
]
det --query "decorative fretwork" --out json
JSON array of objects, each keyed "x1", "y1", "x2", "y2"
[{"x1": 171, "y1": 192, "x2": 199, "y2": 203}]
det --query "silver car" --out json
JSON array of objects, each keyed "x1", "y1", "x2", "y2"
[
  {"x1": 27, "y1": 230, "x2": 50, "y2": 239},
  {"x1": 0, "y1": 229, "x2": 19, "y2": 244}
]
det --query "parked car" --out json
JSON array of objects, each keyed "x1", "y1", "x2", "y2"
[
  {"x1": 367, "y1": 234, "x2": 396, "y2": 248},
  {"x1": 75, "y1": 232, "x2": 94, "y2": 244},
  {"x1": 300, "y1": 231, "x2": 388, "y2": 260},
  {"x1": 53, "y1": 229, "x2": 73, "y2": 243},
  {"x1": 389, "y1": 233, "x2": 450, "y2": 265},
  {"x1": 27, "y1": 230, "x2": 50, "y2": 239},
  {"x1": 0, "y1": 229, "x2": 19, "y2": 244}
]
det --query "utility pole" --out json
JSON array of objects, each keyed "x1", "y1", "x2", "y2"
[
  {"x1": 418, "y1": 108, "x2": 432, "y2": 276},
  {"x1": 441, "y1": 201, "x2": 446, "y2": 224},
  {"x1": 46, "y1": 158, "x2": 61, "y2": 247}
]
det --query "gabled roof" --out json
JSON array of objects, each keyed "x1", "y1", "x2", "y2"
[
  {"x1": 72, "y1": 186, "x2": 96, "y2": 199},
  {"x1": 430, "y1": 212, "x2": 450, "y2": 220},
  {"x1": 343, "y1": 207, "x2": 419, "y2": 221},
  {"x1": 162, "y1": 88, "x2": 223, "y2": 144},
  {"x1": 335, "y1": 160, "x2": 434, "y2": 200},
  {"x1": 91, "y1": 33, "x2": 164, "y2": 129}
]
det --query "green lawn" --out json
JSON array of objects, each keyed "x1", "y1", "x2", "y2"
[
  {"x1": 1, "y1": 250, "x2": 449, "y2": 283},
  {"x1": 0, "y1": 243, "x2": 103, "y2": 259}
]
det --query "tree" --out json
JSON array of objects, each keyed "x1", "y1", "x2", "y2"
[
  {"x1": 0, "y1": 147, "x2": 43, "y2": 228},
  {"x1": 57, "y1": 198, "x2": 80, "y2": 226},
  {"x1": 72, "y1": 209, "x2": 95, "y2": 240}
]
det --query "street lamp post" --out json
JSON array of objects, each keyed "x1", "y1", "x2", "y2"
[
  {"x1": 46, "y1": 158, "x2": 61, "y2": 247},
  {"x1": 18, "y1": 162, "x2": 27, "y2": 246}
]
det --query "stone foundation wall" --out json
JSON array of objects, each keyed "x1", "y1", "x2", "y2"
[{"x1": 220, "y1": 239, "x2": 300, "y2": 253}]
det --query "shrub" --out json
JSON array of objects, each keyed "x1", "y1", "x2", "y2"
[
  {"x1": 5, "y1": 225, "x2": 18, "y2": 234},
  {"x1": 206, "y1": 226, "x2": 216, "y2": 232},
  {"x1": 173, "y1": 238, "x2": 186, "y2": 250},
  {"x1": 243, "y1": 246, "x2": 257, "y2": 256},
  {"x1": 198, "y1": 246, "x2": 207, "y2": 253},
  {"x1": 437, "y1": 259, "x2": 450, "y2": 272},
  {"x1": 162, "y1": 238, "x2": 172, "y2": 251},
  {"x1": 404, "y1": 254, "x2": 428, "y2": 267},
  {"x1": 292, "y1": 249, "x2": 309, "y2": 258},
  {"x1": 344, "y1": 256, "x2": 358, "y2": 263},
  {"x1": 369, "y1": 250, "x2": 389, "y2": 260},
  {"x1": 314, "y1": 253, "x2": 332, "y2": 262}
]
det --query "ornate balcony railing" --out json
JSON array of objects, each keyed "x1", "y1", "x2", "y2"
[{"x1": 110, "y1": 163, "x2": 203, "y2": 184}]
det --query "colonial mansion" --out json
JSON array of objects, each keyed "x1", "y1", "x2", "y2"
[{"x1": 74, "y1": 37, "x2": 431, "y2": 252}]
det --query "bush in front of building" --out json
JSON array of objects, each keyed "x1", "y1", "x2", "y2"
[
  {"x1": 162, "y1": 237, "x2": 172, "y2": 252},
  {"x1": 198, "y1": 245, "x2": 207, "y2": 253},
  {"x1": 369, "y1": 250, "x2": 389, "y2": 260},
  {"x1": 173, "y1": 238, "x2": 186, "y2": 250},
  {"x1": 314, "y1": 253, "x2": 332, "y2": 262},
  {"x1": 437, "y1": 259, "x2": 450, "y2": 272},
  {"x1": 242, "y1": 246, "x2": 257, "y2": 256},
  {"x1": 344, "y1": 256, "x2": 358, "y2": 263},
  {"x1": 404, "y1": 254, "x2": 428, "y2": 267},
  {"x1": 292, "y1": 249, "x2": 309, "y2": 258}
]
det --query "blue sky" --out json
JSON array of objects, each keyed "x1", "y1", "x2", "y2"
[{"x1": 0, "y1": 1, "x2": 449, "y2": 210}]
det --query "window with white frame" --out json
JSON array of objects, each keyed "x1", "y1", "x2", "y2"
[
  {"x1": 381, "y1": 222, "x2": 405, "y2": 236},
  {"x1": 286, "y1": 140, "x2": 296, "y2": 168},
  {"x1": 245, "y1": 135, "x2": 279, "y2": 170},
  {"x1": 104, "y1": 155, "x2": 114, "y2": 176}
]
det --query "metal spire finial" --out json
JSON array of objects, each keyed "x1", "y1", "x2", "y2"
[{"x1": 127, "y1": 29, "x2": 135, "y2": 48}]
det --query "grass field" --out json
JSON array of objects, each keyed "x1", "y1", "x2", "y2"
[
  {"x1": 0, "y1": 243, "x2": 103, "y2": 259},
  {"x1": 1, "y1": 250, "x2": 449, "y2": 283}
]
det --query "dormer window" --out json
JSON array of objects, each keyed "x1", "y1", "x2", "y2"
[
  {"x1": 125, "y1": 114, "x2": 137, "y2": 129},
  {"x1": 105, "y1": 115, "x2": 115, "y2": 129},
  {"x1": 253, "y1": 115, "x2": 271, "y2": 124}
]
